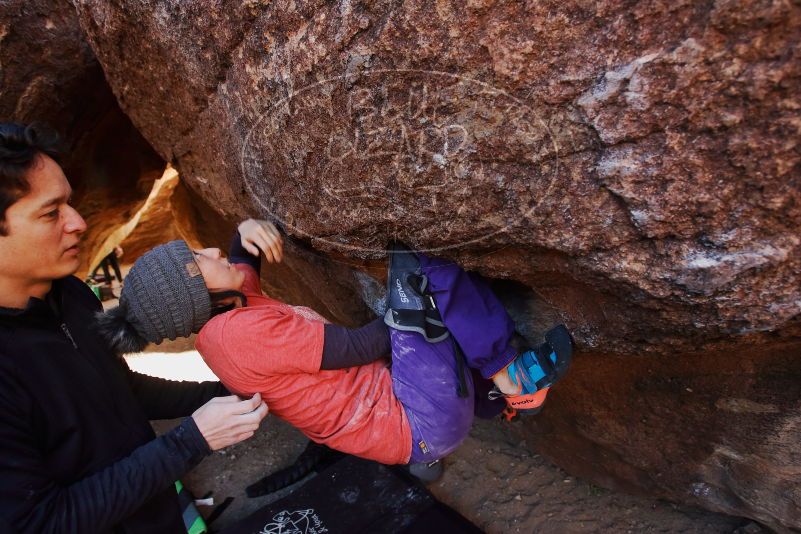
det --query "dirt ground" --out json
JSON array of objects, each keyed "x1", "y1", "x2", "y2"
[
  {"x1": 155, "y1": 415, "x2": 750, "y2": 534},
  {"x1": 131, "y1": 335, "x2": 751, "y2": 534}
]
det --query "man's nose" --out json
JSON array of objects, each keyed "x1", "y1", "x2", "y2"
[{"x1": 64, "y1": 205, "x2": 87, "y2": 234}]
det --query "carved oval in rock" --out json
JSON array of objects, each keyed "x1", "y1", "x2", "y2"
[{"x1": 241, "y1": 69, "x2": 564, "y2": 254}]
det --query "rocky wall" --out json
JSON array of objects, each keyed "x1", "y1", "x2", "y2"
[
  {"x1": 0, "y1": 0, "x2": 165, "y2": 276},
  {"x1": 11, "y1": 0, "x2": 801, "y2": 529}
]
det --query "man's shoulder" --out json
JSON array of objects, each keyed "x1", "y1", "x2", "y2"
[
  {"x1": 0, "y1": 277, "x2": 100, "y2": 354},
  {"x1": 60, "y1": 276, "x2": 101, "y2": 307}
]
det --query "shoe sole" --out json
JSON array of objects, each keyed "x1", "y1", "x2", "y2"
[{"x1": 545, "y1": 324, "x2": 574, "y2": 382}]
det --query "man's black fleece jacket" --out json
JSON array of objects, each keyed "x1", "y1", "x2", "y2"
[{"x1": 0, "y1": 276, "x2": 227, "y2": 533}]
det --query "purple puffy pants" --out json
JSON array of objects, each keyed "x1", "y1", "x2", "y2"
[{"x1": 390, "y1": 254, "x2": 518, "y2": 463}]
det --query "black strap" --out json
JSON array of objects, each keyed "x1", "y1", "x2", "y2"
[
  {"x1": 532, "y1": 341, "x2": 557, "y2": 390},
  {"x1": 406, "y1": 273, "x2": 428, "y2": 294},
  {"x1": 205, "y1": 496, "x2": 234, "y2": 528},
  {"x1": 535, "y1": 341, "x2": 556, "y2": 376},
  {"x1": 245, "y1": 442, "x2": 344, "y2": 498},
  {"x1": 450, "y1": 337, "x2": 470, "y2": 398},
  {"x1": 385, "y1": 308, "x2": 450, "y2": 343}
]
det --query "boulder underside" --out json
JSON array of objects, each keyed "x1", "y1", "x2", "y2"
[{"x1": 4, "y1": 0, "x2": 800, "y2": 529}]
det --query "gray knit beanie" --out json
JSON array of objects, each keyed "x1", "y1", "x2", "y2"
[{"x1": 95, "y1": 240, "x2": 211, "y2": 354}]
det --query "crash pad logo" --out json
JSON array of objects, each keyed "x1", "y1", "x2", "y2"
[
  {"x1": 240, "y1": 69, "x2": 562, "y2": 254},
  {"x1": 258, "y1": 508, "x2": 327, "y2": 534}
]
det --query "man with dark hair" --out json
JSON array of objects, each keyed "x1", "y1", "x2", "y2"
[
  {"x1": 0, "y1": 123, "x2": 268, "y2": 533},
  {"x1": 0, "y1": 122, "x2": 61, "y2": 235}
]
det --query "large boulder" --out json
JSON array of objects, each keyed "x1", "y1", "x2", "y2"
[
  {"x1": 71, "y1": 0, "x2": 801, "y2": 529},
  {"x1": 0, "y1": 0, "x2": 165, "y2": 276},
  {"x1": 0, "y1": 0, "x2": 94, "y2": 131}
]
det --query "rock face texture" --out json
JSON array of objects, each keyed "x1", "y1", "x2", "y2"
[
  {"x1": 70, "y1": 0, "x2": 801, "y2": 351},
  {"x1": 12, "y1": 0, "x2": 801, "y2": 529},
  {"x1": 0, "y1": 0, "x2": 95, "y2": 133},
  {"x1": 0, "y1": 0, "x2": 165, "y2": 276}
]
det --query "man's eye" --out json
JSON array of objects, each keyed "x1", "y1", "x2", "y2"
[{"x1": 44, "y1": 209, "x2": 59, "y2": 218}]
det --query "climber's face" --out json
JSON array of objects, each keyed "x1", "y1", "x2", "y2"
[{"x1": 193, "y1": 248, "x2": 246, "y2": 292}]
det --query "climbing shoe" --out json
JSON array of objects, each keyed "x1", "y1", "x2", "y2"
[{"x1": 490, "y1": 324, "x2": 574, "y2": 415}]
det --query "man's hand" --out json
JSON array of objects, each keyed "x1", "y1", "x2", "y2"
[
  {"x1": 238, "y1": 218, "x2": 283, "y2": 263},
  {"x1": 192, "y1": 393, "x2": 269, "y2": 451}
]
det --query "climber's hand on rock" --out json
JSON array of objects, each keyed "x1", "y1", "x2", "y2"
[
  {"x1": 192, "y1": 393, "x2": 269, "y2": 451},
  {"x1": 238, "y1": 218, "x2": 283, "y2": 263}
]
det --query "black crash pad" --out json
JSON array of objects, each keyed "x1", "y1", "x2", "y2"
[{"x1": 220, "y1": 455, "x2": 482, "y2": 534}]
